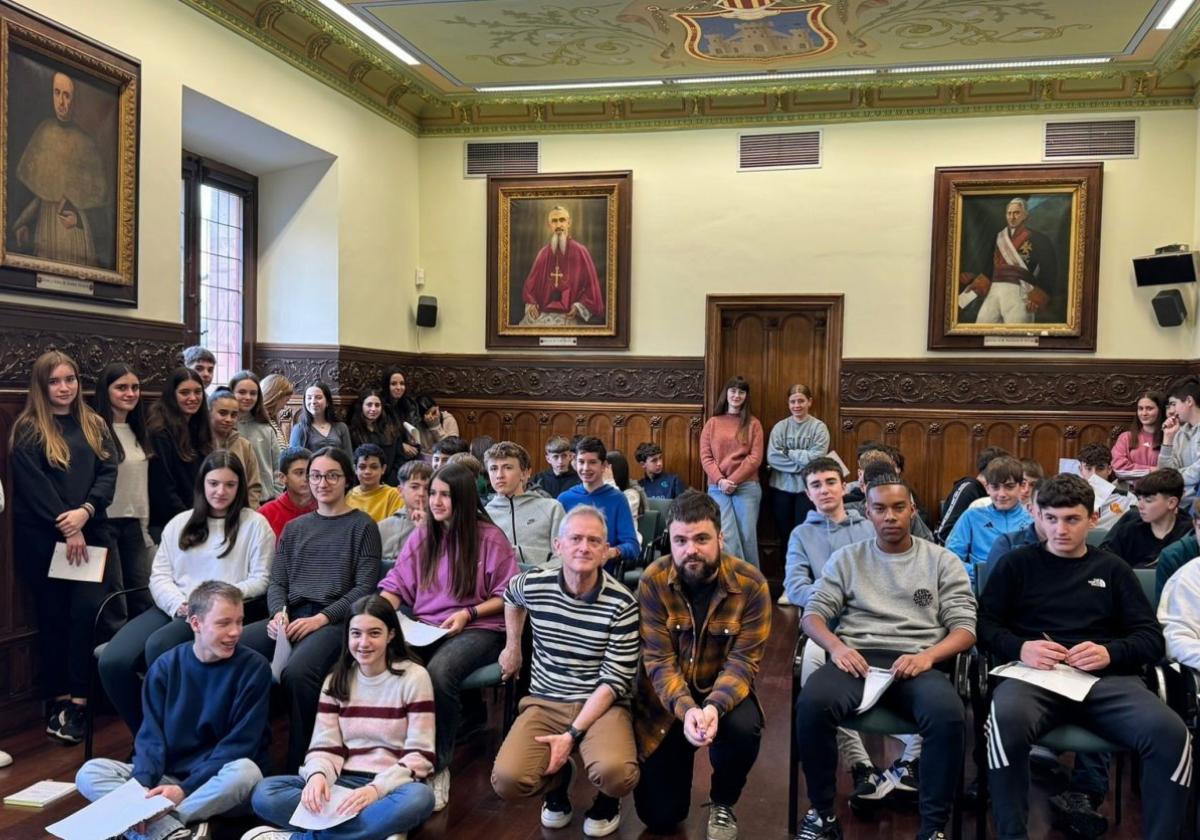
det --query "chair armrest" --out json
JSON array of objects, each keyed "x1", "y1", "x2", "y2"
[
  {"x1": 1152, "y1": 660, "x2": 1199, "y2": 726},
  {"x1": 793, "y1": 632, "x2": 808, "y2": 681},
  {"x1": 92, "y1": 585, "x2": 151, "y2": 639}
]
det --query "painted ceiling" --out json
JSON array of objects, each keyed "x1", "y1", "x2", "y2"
[
  {"x1": 183, "y1": 0, "x2": 1200, "y2": 134},
  {"x1": 346, "y1": 0, "x2": 1167, "y2": 88}
]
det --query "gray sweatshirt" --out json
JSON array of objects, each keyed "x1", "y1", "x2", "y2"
[
  {"x1": 804, "y1": 537, "x2": 976, "y2": 654},
  {"x1": 485, "y1": 491, "x2": 565, "y2": 568},
  {"x1": 766, "y1": 415, "x2": 830, "y2": 493},
  {"x1": 784, "y1": 508, "x2": 875, "y2": 608},
  {"x1": 1159, "y1": 422, "x2": 1200, "y2": 492}
]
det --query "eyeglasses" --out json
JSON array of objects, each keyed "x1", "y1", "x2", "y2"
[{"x1": 309, "y1": 472, "x2": 344, "y2": 484}]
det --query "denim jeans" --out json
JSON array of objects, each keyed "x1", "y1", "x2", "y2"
[
  {"x1": 251, "y1": 772, "x2": 434, "y2": 840},
  {"x1": 413, "y1": 628, "x2": 506, "y2": 769},
  {"x1": 708, "y1": 481, "x2": 762, "y2": 568},
  {"x1": 76, "y1": 757, "x2": 260, "y2": 840}
]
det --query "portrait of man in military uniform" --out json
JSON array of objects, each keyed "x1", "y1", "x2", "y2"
[{"x1": 956, "y1": 192, "x2": 1073, "y2": 327}]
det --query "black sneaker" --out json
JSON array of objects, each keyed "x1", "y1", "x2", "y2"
[
  {"x1": 915, "y1": 831, "x2": 946, "y2": 840},
  {"x1": 849, "y1": 765, "x2": 895, "y2": 814},
  {"x1": 849, "y1": 762, "x2": 875, "y2": 793},
  {"x1": 1048, "y1": 791, "x2": 1108, "y2": 839},
  {"x1": 582, "y1": 792, "x2": 621, "y2": 837},
  {"x1": 540, "y1": 757, "x2": 574, "y2": 829},
  {"x1": 47, "y1": 701, "x2": 85, "y2": 745},
  {"x1": 889, "y1": 758, "x2": 919, "y2": 802},
  {"x1": 794, "y1": 809, "x2": 842, "y2": 840},
  {"x1": 165, "y1": 823, "x2": 210, "y2": 840}
]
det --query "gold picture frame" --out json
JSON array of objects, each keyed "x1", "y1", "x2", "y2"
[
  {"x1": 0, "y1": 2, "x2": 140, "y2": 304},
  {"x1": 929, "y1": 163, "x2": 1102, "y2": 351},
  {"x1": 486, "y1": 171, "x2": 631, "y2": 349}
]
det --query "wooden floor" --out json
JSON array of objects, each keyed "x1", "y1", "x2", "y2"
[{"x1": 0, "y1": 604, "x2": 1154, "y2": 839}]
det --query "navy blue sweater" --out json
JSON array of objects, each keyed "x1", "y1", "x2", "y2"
[{"x1": 133, "y1": 644, "x2": 270, "y2": 795}]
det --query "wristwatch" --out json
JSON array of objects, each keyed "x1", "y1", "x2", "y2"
[{"x1": 566, "y1": 724, "x2": 585, "y2": 744}]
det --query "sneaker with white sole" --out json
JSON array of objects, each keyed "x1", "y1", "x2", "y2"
[
  {"x1": 540, "y1": 757, "x2": 574, "y2": 829},
  {"x1": 582, "y1": 792, "x2": 621, "y2": 837},
  {"x1": 384, "y1": 835, "x2": 407, "y2": 840},
  {"x1": 165, "y1": 824, "x2": 210, "y2": 840},
  {"x1": 793, "y1": 809, "x2": 842, "y2": 840},
  {"x1": 849, "y1": 766, "x2": 895, "y2": 813},
  {"x1": 707, "y1": 802, "x2": 738, "y2": 840},
  {"x1": 888, "y1": 758, "x2": 919, "y2": 802},
  {"x1": 239, "y1": 828, "x2": 293, "y2": 840},
  {"x1": 777, "y1": 591, "x2": 793, "y2": 605},
  {"x1": 430, "y1": 767, "x2": 450, "y2": 812}
]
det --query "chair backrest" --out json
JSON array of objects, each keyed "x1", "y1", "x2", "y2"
[
  {"x1": 1133, "y1": 567, "x2": 1158, "y2": 611},
  {"x1": 1085, "y1": 528, "x2": 1109, "y2": 547},
  {"x1": 645, "y1": 496, "x2": 673, "y2": 518},
  {"x1": 975, "y1": 560, "x2": 990, "y2": 596},
  {"x1": 637, "y1": 510, "x2": 661, "y2": 560}
]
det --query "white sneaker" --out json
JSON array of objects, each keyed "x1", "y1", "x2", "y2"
[
  {"x1": 777, "y1": 591, "x2": 793, "y2": 605},
  {"x1": 384, "y1": 835, "x2": 407, "y2": 840},
  {"x1": 0, "y1": 750, "x2": 11, "y2": 768},
  {"x1": 239, "y1": 827, "x2": 294, "y2": 840},
  {"x1": 430, "y1": 767, "x2": 450, "y2": 812}
]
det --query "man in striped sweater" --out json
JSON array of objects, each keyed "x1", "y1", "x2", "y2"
[{"x1": 491, "y1": 505, "x2": 641, "y2": 838}]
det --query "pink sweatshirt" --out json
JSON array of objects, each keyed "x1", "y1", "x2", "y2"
[
  {"x1": 379, "y1": 522, "x2": 517, "y2": 632},
  {"x1": 700, "y1": 414, "x2": 764, "y2": 486},
  {"x1": 1111, "y1": 429, "x2": 1160, "y2": 471}
]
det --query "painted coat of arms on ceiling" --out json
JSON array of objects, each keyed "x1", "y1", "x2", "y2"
[{"x1": 671, "y1": 1, "x2": 835, "y2": 63}]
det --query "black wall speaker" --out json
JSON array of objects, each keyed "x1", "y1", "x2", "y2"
[
  {"x1": 1152, "y1": 289, "x2": 1187, "y2": 327},
  {"x1": 416, "y1": 295, "x2": 438, "y2": 328},
  {"x1": 1134, "y1": 251, "x2": 1198, "y2": 287}
]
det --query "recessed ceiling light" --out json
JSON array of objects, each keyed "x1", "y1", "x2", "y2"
[
  {"x1": 1156, "y1": 0, "x2": 1196, "y2": 29},
  {"x1": 314, "y1": 0, "x2": 420, "y2": 66},
  {"x1": 888, "y1": 57, "x2": 1111, "y2": 73},
  {"x1": 676, "y1": 69, "x2": 877, "y2": 84},
  {"x1": 477, "y1": 80, "x2": 665, "y2": 92}
]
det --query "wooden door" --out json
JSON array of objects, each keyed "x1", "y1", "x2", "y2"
[{"x1": 703, "y1": 295, "x2": 844, "y2": 584}]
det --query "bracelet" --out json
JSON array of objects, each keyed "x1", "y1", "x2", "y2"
[
  {"x1": 566, "y1": 724, "x2": 585, "y2": 744},
  {"x1": 80, "y1": 503, "x2": 94, "y2": 518},
  {"x1": 467, "y1": 605, "x2": 479, "y2": 621}
]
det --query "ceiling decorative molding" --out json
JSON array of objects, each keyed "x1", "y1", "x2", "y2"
[
  {"x1": 841, "y1": 358, "x2": 1186, "y2": 410},
  {"x1": 179, "y1": 0, "x2": 1200, "y2": 135},
  {"x1": 0, "y1": 304, "x2": 185, "y2": 388},
  {"x1": 253, "y1": 343, "x2": 706, "y2": 403}
]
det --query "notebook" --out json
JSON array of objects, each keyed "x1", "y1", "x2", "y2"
[
  {"x1": 47, "y1": 543, "x2": 108, "y2": 583},
  {"x1": 4, "y1": 779, "x2": 76, "y2": 807}
]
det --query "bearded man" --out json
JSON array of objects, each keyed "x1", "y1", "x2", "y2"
[
  {"x1": 520, "y1": 205, "x2": 604, "y2": 326},
  {"x1": 632, "y1": 490, "x2": 771, "y2": 840}
]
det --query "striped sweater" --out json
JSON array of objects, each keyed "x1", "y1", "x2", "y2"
[
  {"x1": 504, "y1": 567, "x2": 639, "y2": 703},
  {"x1": 268, "y1": 509, "x2": 382, "y2": 623},
  {"x1": 301, "y1": 663, "x2": 436, "y2": 795}
]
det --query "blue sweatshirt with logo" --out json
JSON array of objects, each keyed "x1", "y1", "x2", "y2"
[{"x1": 945, "y1": 502, "x2": 1033, "y2": 585}]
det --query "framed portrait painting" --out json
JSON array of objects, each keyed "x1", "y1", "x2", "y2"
[
  {"x1": 0, "y1": 2, "x2": 140, "y2": 305},
  {"x1": 928, "y1": 163, "x2": 1102, "y2": 351},
  {"x1": 486, "y1": 171, "x2": 631, "y2": 349}
]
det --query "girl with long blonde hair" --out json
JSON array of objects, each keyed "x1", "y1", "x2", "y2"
[{"x1": 10, "y1": 350, "x2": 118, "y2": 744}]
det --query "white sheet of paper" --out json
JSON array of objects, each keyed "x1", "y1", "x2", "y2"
[
  {"x1": 958, "y1": 289, "x2": 979, "y2": 309},
  {"x1": 990, "y1": 662, "x2": 1099, "y2": 703},
  {"x1": 825, "y1": 450, "x2": 850, "y2": 477},
  {"x1": 271, "y1": 626, "x2": 293, "y2": 683},
  {"x1": 46, "y1": 778, "x2": 175, "y2": 840},
  {"x1": 47, "y1": 543, "x2": 108, "y2": 583},
  {"x1": 288, "y1": 785, "x2": 359, "y2": 831},
  {"x1": 1057, "y1": 458, "x2": 1081, "y2": 477},
  {"x1": 399, "y1": 613, "x2": 451, "y2": 647},
  {"x1": 857, "y1": 667, "x2": 896, "y2": 713},
  {"x1": 1087, "y1": 473, "x2": 1117, "y2": 511}
]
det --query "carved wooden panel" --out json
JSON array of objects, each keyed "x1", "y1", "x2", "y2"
[
  {"x1": 842, "y1": 359, "x2": 1186, "y2": 410},
  {"x1": 441, "y1": 399, "x2": 704, "y2": 491},
  {"x1": 838, "y1": 408, "x2": 1129, "y2": 518},
  {"x1": 254, "y1": 344, "x2": 705, "y2": 404},
  {"x1": 0, "y1": 304, "x2": 185, "y2": 388}
]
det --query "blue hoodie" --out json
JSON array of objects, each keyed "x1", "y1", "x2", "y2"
[
  {"x1": 558, "y1": 482, "x2": 640, "y2": 570},
  {"x1": 784, "y1": 508, "x2": 875, "y2": 608},
  {"x1": 946, "y1": 502, "x2": 1033, "y2": 585}
]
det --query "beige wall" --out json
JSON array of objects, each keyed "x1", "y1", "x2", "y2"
[
  {"x1": 418, "y1": 110, "x2": 1198, "y2": 358},
  {"x1": 5, "y1": 0, "x2": 420, "y2": 352}
]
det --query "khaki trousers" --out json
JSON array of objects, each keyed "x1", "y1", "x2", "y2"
[{"x1": 491, "y1": 696, "x2": 640, "y2": 800}]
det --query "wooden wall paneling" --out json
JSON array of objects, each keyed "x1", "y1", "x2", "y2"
[{"x1": 839, "y1": 409, "x2": 1130, "y2": 518}]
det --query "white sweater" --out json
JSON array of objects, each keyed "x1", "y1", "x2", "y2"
[
  {"x1": 1158, "y1": 557, "x2": 1200, "y2": 671},
  {"x1": 150, "y1": 508, "x2": 275, "y2": 616}
]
